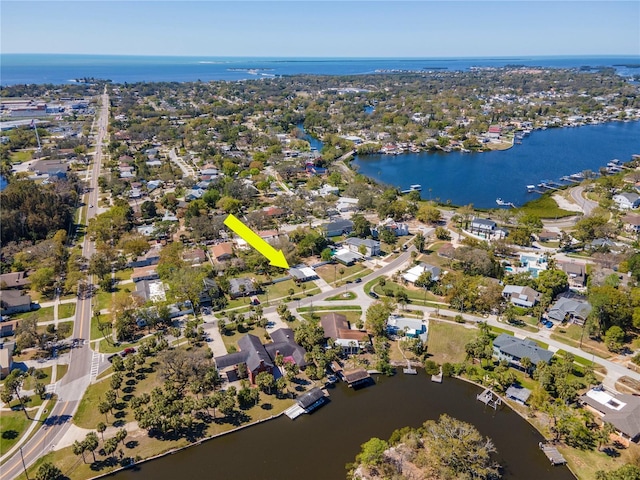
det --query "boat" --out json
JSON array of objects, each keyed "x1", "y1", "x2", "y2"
[
  {"x1": 496, "y1": 198, "x2": 507, "y2": 206},
  {"x1": 526, "y1": 185, "x2": 536, "y2": 192},
  {"x1": 409, "y1": 184, "x2": 422, "y2": 191}
]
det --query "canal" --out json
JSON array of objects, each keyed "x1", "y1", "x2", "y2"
[{"x1": 110, "y1": 374, "x2": 575, "y2": 480}]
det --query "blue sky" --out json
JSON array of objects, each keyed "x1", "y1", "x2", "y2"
[{"x1": 2, "y1": 1, "x2": 639, "y2": 57}]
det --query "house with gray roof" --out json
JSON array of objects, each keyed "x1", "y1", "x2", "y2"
[
  {"x1": 0, "y1": 290, "x2": 33, "y2": 315},
  {"x1": 580, "y1": 387, "x2": 640, "y2": 442},
  {"x1": 229, "y1": 277, "x2": 258, "y2": 298},
  {"x1": 502, "y1": 285, "x2": 541, "y2": 308},
  {"x1": 345, "y1": 237, "x2": 380, "y2": 257},
  {"x1": 505, "y1": 384, "x2": 532, "y2": 405},
  {"x1": 470, "y1": 218, "x2": 497, "y2": 235},
  {"x1": 613, "y1": 192, "x2": 640, "y2": 210},
  {"x1": 492, "y1": 334, "x2": 553, "y2": 369},
  {"x1": 386, "y1": 315, "x2": 428, "y2": 343},
  {"x1": 321, "y1": 219, "x2": 354, "y2": 237},
  {"x1": 558, "y1": 261, "x2": 587, "y2": 289},
  {"x1": 547, "y1": 294, "x2": 592, "y2": 325}
]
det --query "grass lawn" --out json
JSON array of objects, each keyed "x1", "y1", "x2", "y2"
[
  {"x1": 426, "y1": 320, "x2": 478, "y2": 364},
  {"x1": 557, "y1": 441, "x2": 640, "y2": 480},
  {"x1": 56, "y1": 364, "x2": 69, "y2": 381},
  {"x1": 297, "y1": 305, "x2": 362, "y2": 312},
  {"x1": 114, "y1": 268, "x2": 133, "y2": 281},
  {"x1": 551, "y1": 324, "x2": 612, "y2": 359},
  {"x1": 372, "y1": 281, "x2": 441, "y2": 304},
  {"x1": 517, "y1": 193, "x2": 576, "y2": 219},
  {"x1": 58, "y1": 302, "x2": 77, "y2": 319},
  {"x1": 490, "y1": 326, "x2": 515, "y2": 337},
  {"x1": 0, "y1": 410, "x2": 32, "y2": 455},
  {"x1": 91, "y1": 315, "x2": 112, "y2": 341},
  {"x1": 94, "y1": 290, "x2": 112, "y2": 313},
  {"x1": 220, "y1": 324, "x2": 270, "y2": 353},
  {"x1": 363, "y1": 276, "x2": 383, "y2": 294},
  {"x1": 10, "y1": 150, "x2": 33, "y2": 163},
  {"x1": 22, "y1": 367, "x2": 53, "y2": 390},
  {"x1": 326, "y1": 291, "x2": 357, "y2": 301},
  {"x1": 315, "y1": 263, "x2": 366, "y2": 285},
  {"x1": 13, "y1": 307, "x2": 54, "y2": 324}
]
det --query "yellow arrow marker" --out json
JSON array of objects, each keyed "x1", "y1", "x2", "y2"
[{"x1": 224, "y1": 214, "x2": 290, "y2": 269}]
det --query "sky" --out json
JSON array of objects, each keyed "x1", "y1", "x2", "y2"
[{"x1": 1, "y1": 1, "x2": 639, "y2": 57}]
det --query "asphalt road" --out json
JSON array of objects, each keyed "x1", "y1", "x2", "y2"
[
  {"x1": 1, "y1": 89, "x2": 109, "y2": 480},
  {"x1": 570, "y1": 184, "x2": 598, "y2": 216}
]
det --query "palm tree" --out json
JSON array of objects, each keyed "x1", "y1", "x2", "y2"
[
  {"x1": 96, "y1": 422, "x2": 107, "y2": 441},
  {"x1": 72, "y1": 440, "x2": 87, "y2": 463}
]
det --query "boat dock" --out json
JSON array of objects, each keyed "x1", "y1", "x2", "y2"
[
  {"x1": 285, "y1": 387, "x2": 329, "y2": 420},
  {"x1": 403, "y1": 360, "x2": 417, "y2": 375},
  {"x1": 476, "y1": 388, "x2": 502, "y2": 409},
  {"x1": 539, "y1": 442, "x2": 567, "y2": 465}
]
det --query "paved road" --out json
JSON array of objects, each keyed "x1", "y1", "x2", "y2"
[
  {"x1": 570, "y1": 184, "x2": 598, "y2": 216},
  {"x1": 1, "y1": 89, "x2": 109, "y2": 480},
  {"x1": 168, "y1": 148, "x2": 196, "y2": 178}
]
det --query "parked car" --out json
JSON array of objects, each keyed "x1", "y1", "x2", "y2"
[
  {"x1": 107, "y1": 354, "x2": 118, "y2": 362},
  {"x1": 120, "y1": 347, "x2": 135, "y2": 357},
  {"x1": 369, "y1": 291, "x2": 379, "y2": 299},
  {"x1": 354, "y1": 278, "x2": 362, "y2": 283}
]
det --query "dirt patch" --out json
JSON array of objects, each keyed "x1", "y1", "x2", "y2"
[{"x1": 552, "y1": 193, "x2": 583, "y2": 212}]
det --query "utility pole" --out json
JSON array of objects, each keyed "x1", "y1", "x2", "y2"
[{"x1": 20, "y1": 447, "x2": 29, "y2": 480}]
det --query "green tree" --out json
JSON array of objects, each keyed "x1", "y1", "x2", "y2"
[
  {"x1": 356, "y1": 437, "x2": 389, "y2": 467},
  {"x1": 413, "y1": 232, "x2": 426, "y2": 253},
  {"x1": 365, "y1": 301, "x2": 392, "y2": 337},
  {"x1": 255, "y1": 371, "x2": 276, "y2": 394},
  {"x1": 83, "y1": 431, "x2": 99, "y2": 462},
  {"x1": 416, "y1": 204, "x2": 441, "y2": 224},
  {"x1": 604, "y1": 325, "x2": 625, "y2": 352},
  {"x1": 35, "y1": 462, "x2": 63, "y2": 480}
]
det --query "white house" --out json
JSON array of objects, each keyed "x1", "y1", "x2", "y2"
[
  {"x1": 403, "y1": 263, "x2": 441, "y2": 284},
  {"x1": 613, "y1": 192, "x2": 640, "y2": 210},
  {"x1": 344, "y1": 238, "x2": 380, "y2": 257},
  {"x1": 502, "y1": 285, "x2": 541, "y2": 308},
  {"x1": 336, "y1": 197, "x2": 359, "y2": 212}
]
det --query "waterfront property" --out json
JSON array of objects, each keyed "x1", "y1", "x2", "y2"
[
  {"x1": 580, "y1": 387, "x2": 640, "y2": 443},
  {"x1": 612, "y1": 192, "x2": 640, "y2": 210},
  {"x1": 492, "y1": 334, "x2": 554, "y2": 369},
  {"x1": 214, "y1": 329, "x2": 307, "y2": 384},
  {"x1": 505, "y1": 384, "x2": 532, "y2": 405},
  {"x1": 320, "y1": 312, "x2": 369, "y2": 353},
  {"x1": 386, "y1": 315, "x2": 428, "y2": 342},
  {"x1": 469, "y1": 218, "x2": 497, "y2": 238}
]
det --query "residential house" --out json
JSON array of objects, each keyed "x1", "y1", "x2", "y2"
[
  {"x1": 336, "y1": 197, "x2": 359, "y2": 213},
  {"x1": 229, "y1": 277, "x2": 258, "y2": 298},
  {"x1": 470, "y1": 218, "x2": 497, "y2": 237},
  {"x1": 558, "y1": 261, "x2": 587, "y2": 289},
  {"x1": 612, "y1": 192, "x2": 640, "y2": 210},
  {"x1": 0, "y1": 272, "x2": 30, "y2": 290},
  {"x1": 321, "y1": 219, "x2": 354, "y2": 237},
  {"x1": 492, "y1": 334, "x2": 553, "y2": 369},
  {"x1": 134, "y1": 279, "x2": 167, "y2": 303},
  {"x1": 374, "y1": 219, "x2": 409, "y2": 237},
  {"x1": 332, "y1": 249, "x2": 361, "y2": 266},
  {"x1": 185, "y1": 188, "x2": 204, "y2": 201},
  {"x1": 0, "y1": 342, "x2": 15, "y2": 379},
  {"x1": 580, "y1": 387, "x2": 640, "y2": 442},
  {"x1": 199, "y1": 278, "x2": 221, "y2": 307},
  {"x1": 320, "y1": 312, "x2": 369, "y2": 353},
  {"x1": 386, "y1": 315, "x2": 428, "y2": 342},
  {"x1": 487, "y1": 125, "x2": 502, "y2": 139},
  {"x1": 289, "y1": 266, "x2": 318, "y2": 283},
  {"x1": 0, "y1": 321, "x2": 17, "y2": 338},
  {"x1": 437, "y1": 243, "x2": 456, "y2": 259},
  {"x1": 621, "y1": 214, "x2": 640, "y2": 234},
  {"x1": 547, "y1": 294, "x2": 592, "y2": 325},
  {"x1": 128, "y1": 244, "x2": 162, "y2": 268},
  {"x1": 183, "y1": 248, "x2": 206, "y2": 265},
  {"x1": 502, "y1": 285, "x2": 541, "y2": 308},
  {"x1": 538, "y1": 230, "x2": 561, "y2": 242},
  {"x1": 505, "y1": 384, "x2": 532, "y2": 405},
  {"x1": 318, "y1": 184, "x2": 339, "y2": 197},
  {"x1": 210, "y1": 242, "x2": 234, "y2": 263},
  {"x1": 131, "y1": 265, "x2": 160, "y2": 283},
  {"x1": 257, "y1": 230, "x2": 286, "y2": 245},
  {"x1": 0, "y1": 290, "x2": 32, "y2": 315},
  {"x1": 345, "y1": 238, "x2": 380, "y2": 257},
  {"x1": 215, "y1": 329, "x2": 307, "y2": 383},
  {"x1": 402, "y1": 263, "x2": 441, "y2": 284}
]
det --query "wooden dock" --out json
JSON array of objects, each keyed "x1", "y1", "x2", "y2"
[
  {"x1": 476, "y1": 388, "x2": 502, "y2": 409},
  {"x1": 539, "y1": 442, "x2": 567, "y2": 465}
]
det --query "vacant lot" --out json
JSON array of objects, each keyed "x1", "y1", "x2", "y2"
[{"x1": 426, "y1": 320, "x2": 478, "y2": 364}]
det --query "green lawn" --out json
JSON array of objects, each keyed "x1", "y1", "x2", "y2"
[
  {"x1": 58, "y1": 303, "x2": 76, "y2": 319},
  {"x1": 300, "y1": 310, "x2": 362, "y2": 325},
  {"x1": 220, "y1": 323, "x2": 270, "y2": 353},
  {"x1": 0, "y1": 410, "x2": 32, "y2": 455},
  {"x1": 326, "y1": 291, "x2": 356, "y2": 301},
  {"x1": 91, "y1": 315, "x2": 112, "y2": 341},
  {"x1": 13, "y1": 307, "x2": 54, "y2": 324},
  {"x1": 9, "y1": 150, "x2": 33, "y2": 163},
  {"x1": 426, "y1": 320, "x2": 478, "y2": 364},
  {"x1": 372, "y1": 281, "x2": 441, "y2": 304},
  {"x1": 22, "y1": 367, "x2": 53, "y2": 390},
  {"x1": 297, "y1": 305, "x2": 362, "y2": 312},
  {"x1": 56, "y1": 364, "x2": 69, "y2": 381},
  {"x1": 94, "y1": 290, "x2": 112, "y2": 313},
  {"x1": 114, "y1": 268, "x2": 133, "y2": 281},
  {"x1": 517, "y1": 193, "x2": 576, "y2": 219},
  {"x1": 551, "y1": 324, "x2": 612, "y2": 359},
  {"x1": 315, "y1": 263, "x2": 366, "y2": 285}
]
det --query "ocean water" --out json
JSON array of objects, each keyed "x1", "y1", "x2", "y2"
[{"x1": 1, "y1": 54, "x2": 639, "y2": 85}]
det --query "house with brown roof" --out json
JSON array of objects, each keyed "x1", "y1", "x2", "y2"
[
  {"x1": 0, "y1": 272, "x2": 30, "y2": 290},
  {"x1": 0, "y1": 342, "x2": 15, "y2": 379},
  {"x1": 558, "y1": 261, "x2": 587, "y2": 289},
  {"x1": 621, "y1": 213, "x2": 640, "y2": 234},
  {"x1": 320, "y1": 313, "x2": 369, "y2": 353},
  {"x1": 128, "y1": 243, "x2": 162, "y2": 268},
  {"x1": 183, "y1": 248, "x2": 206, "y2": 265},
  {"x1": 210, "y1": 242, "x2": 234, "y2": 262},
  {"x1": 0, "y1": 290, "x2": 33, "y2": 315},
  {"x1": 131, "y1": 265, "x2": 160, "y2": 283}
]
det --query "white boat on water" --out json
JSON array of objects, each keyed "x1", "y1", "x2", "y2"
[
  {"x1": 526, "y1": 185, "x2": 536, "y2": 192},
  {"x1": 496, "y1": 198, "x2": 507, "y2": 206}
]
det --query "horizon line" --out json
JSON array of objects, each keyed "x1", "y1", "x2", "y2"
[{"x1": 2, "y1": 52, "x2": 638, "y2": 59}]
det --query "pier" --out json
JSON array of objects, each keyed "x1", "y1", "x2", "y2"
[
  {"x1": 539, "y1": 442, "x2": 567, "y2": 465},
  {"x1": 285, "y1": 387, "x2": 329, "y2": 420},
  {"x1": 476, "y1": 388, "x2": 502, "y2": 409},
  {"x1": 403, "y1": 360, "x2": 417, "y2": 375}
]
